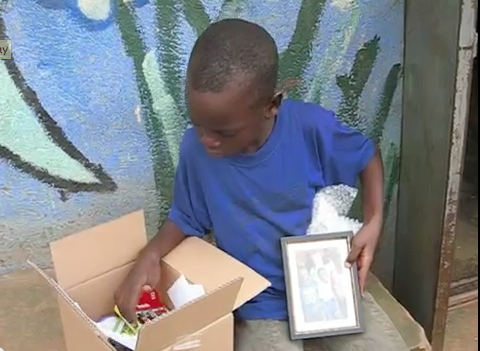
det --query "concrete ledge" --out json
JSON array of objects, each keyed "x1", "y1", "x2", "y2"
[
  {"x1": 0, "y1": 270, "x2": 431, "y2": 351},
  {"x1": 367, "y1": 274, "x2": 432, "y2": 351},
  {"x1": 0, "y1": 269, "x2": 65, "y2": 351}
]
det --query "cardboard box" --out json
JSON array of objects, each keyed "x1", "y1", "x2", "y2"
[{"x1": 29, "y1": 210, "x2": 271, "y2": 351}]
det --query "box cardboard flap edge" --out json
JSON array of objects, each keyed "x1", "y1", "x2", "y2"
[
  {"x1": 163, "y1": 237, "x2": 271, "y2": 310},
  {"x1": 27, "y1": 260, "x2": 114, "y2": 349},
  {"x1": 50, "y1": 210, "x2": 148, "y2": 289},
  {"x1": 136, "y1": 277, "x2": 243, "y2": 351}
]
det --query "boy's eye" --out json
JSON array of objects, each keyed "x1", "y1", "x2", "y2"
[{"x1": 216, "y1": 130, "x2": 238, "y2": 138}]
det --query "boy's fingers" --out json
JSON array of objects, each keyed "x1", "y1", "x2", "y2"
[
  {"x1": 123, "y1": 287, "x2": 143, "y2": 323},
  {"x1": 358, "y1": 266, "x2": 369, "y2": 295},
  {"x1": 345, "y1": 244, "x2": 363, "y2": 267},
  {"x1": 125, "y1": 295, "x2": 140, "y2": 322}
]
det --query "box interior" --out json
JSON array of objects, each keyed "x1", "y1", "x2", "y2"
[{"x1": 66, "y1": 260, "x2": 215, "y2": 322}]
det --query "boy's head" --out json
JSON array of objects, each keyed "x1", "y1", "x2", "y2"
[{"x1": 187, "y1": 19, "x2": 281, "y2": 157}]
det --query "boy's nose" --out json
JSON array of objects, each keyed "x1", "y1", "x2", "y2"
[{"x1": 201, "y1": 134, "x2": 221, "y2": 149}]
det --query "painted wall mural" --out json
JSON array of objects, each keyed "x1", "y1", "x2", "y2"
[{"x1": 0, "y1": 0, "x2": 403, "y2": 276}]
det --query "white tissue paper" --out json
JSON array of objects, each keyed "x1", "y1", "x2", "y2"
[
  {"x1": 167, "y1": 275, "x2": 206, "y2": 309},
  {"x1": 306, "y1": 185, "x2": 363, "y2": 235}
]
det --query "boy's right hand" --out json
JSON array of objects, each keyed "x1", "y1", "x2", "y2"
[{"x1": 114, "y1": 251, "x2": 161, "y2": 323}]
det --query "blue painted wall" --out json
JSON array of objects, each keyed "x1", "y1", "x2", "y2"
[{"x1": 0, "y1": 0, "x2": 403, "y2": 276}]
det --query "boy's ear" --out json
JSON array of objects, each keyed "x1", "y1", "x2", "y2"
[
  {"x1": 265, "y1": 92, "x2": 283, "y2": 119},
  {"x1": 278, "y1": 78, "x2": 298, "y2": 97}
]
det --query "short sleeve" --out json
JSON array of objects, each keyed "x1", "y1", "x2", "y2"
[
  {"x1": 168, "y1": 129, "x2": 211, "y2": 237},
  {"x1": 310, "y1": 106, "x2": 376, "y2": 187}
]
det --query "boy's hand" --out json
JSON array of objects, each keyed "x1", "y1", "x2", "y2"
[
  {"x1": 345, "y1": 222, "x2": 382, "y2": 294},
  {"x1": 114, "y1": 251, "x2": 161, "y2": 322}
]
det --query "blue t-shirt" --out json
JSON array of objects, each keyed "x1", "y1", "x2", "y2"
[{"x1": 168, "y1": 99, "x2": 375, "y2": 321}]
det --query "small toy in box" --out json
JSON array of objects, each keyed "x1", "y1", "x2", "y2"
[
  {"x1": 115, "y1": 288, "x2": 169, "y2": 333},
  {"x1": 97, "y1": 288, "x2": 170, "y2": 350}
]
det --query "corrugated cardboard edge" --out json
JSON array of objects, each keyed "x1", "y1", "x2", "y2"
[
  {"x1": 27, "y1": 260, "x2": 116, "y2": 351},
  {"x1": 162, "y1": 314, "x2": 233, "y2": 351},
  {"x1": 163, "y1": 237, "x2": 271, "y2": 310},
  {"x1": 136, "y1": 276, "x2": 244, "y2": 351},
  {"x1": 144, "y1": 276, "x2": 243, "y2": 326},
  {"x1": 49, "y1": 210, "x2": 148, "y2": 290}
]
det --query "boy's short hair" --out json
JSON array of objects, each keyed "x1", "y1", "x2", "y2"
[{"x1": 188, "y1": 19, "x2": 279, "y2": 104}]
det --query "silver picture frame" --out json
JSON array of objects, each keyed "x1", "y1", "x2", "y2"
[{"x1": 281, "y1": 231, "x2": 365, "y2": 340}]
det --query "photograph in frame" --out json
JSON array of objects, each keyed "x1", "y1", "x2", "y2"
[{"x1": 281, "y1": 232, "x2": 365, "y2": 340}]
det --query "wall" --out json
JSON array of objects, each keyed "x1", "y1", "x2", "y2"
[{"x1": 0, "y1": 0, "x2": 404, "y2": 280}]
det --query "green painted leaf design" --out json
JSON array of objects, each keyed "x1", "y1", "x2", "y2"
[
  {"x1": 217, "y1": 0, "x2": 248, "y2": 19},
  {"x1": 0, "y1": 12, "x2": 117, "y2": 195},
  {"x1": 278, "y1": 0, "x2": 328, "y2": 99},
  {"x1": 0, "y1": 62, "x2": 99, "y2": 185},
  {"x1": 370, "y1": 63, "x2": 402, "y2": 143},
  {"x1": 182, "y1": 0, "x2": 211, "y2": 36},
  {"x1": 155, "y1": 0, "x2": 188, "y2": 123},
  {"x1": 307, "y1": 3, "x2": 361, "y2": 104},
  {"x1": 336, "y1": 36, "x2": 380, "y2": 129},
  {"x1": 143, "y1": 50, "x2": 183, "y2": 168},
  {"x1": 383, "y1": 142, "x2": 400, "y2": 216},
  {"x1": 183, "y1": 0, "x2": 249, "y2": 36},
  {"x1": 117, "y1": 2, "x2": 177, "y2": 218}
]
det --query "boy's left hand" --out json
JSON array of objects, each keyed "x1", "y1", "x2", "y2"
[{"x1": 345, "y1": 222, "x2": 382, "y2": 295}]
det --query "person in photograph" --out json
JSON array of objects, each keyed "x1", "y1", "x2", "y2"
[
  {"x1": 324, "y1": 249, "x2": 349, "y2": 319},
  {"x1": 330, "y1": 265, "x2": 349, "y2": 319},
  {"x1": 298, "y1": 266, "x2": 324, "y2": 323},
  {"x1": 316, "y1": 267, "x2": 340, "y2": 321}
]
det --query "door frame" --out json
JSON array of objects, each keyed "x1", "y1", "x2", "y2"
[{"x1": 393, "y1": 0, "x2": 477, "y2": 350}]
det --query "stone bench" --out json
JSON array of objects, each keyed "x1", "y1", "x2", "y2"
[
  {"x1": 219, "y1": 233, "x2": 432, "y2": 351},
  {"x1": 365, "y1": 275, "x2": 432, "y2": 351},
  {"x1": 0, "y1": 269, "x2": 431, "y2": 351},
  {"x1": 303, "y1": 274, "x2": 432, "y2": 351}
]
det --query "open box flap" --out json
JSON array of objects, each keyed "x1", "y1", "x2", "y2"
[
  {"x1": 136, "y1": 277, "x2": 243, "y2": 351},
  {"x1": 50, "y1": 210, "x2": 148, "y2": 290},
  {"x1": 163, "y1": 237, "x2": 271, "y2": 310},
  {"x1": 27, "y1": 261, "x2": 115, "y2": 351}
]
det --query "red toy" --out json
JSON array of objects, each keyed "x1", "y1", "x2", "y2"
[{"x1": 134, "y1": 288, "x2": 169, "y2": 324}]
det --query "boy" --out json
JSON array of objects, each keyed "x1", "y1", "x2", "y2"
[{"x1": 115, "y1": 19, "x2": 409, "y2": 351}]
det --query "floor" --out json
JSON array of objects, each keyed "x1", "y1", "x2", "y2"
[
  {"x1": 445, "y1": 301, "x2": 479, "y2": 351},
  {"x1": 0, "y1": 269, "x2": 477, "y2": 351}
]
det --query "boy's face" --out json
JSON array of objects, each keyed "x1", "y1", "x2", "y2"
[{"x1": 186, "y1": 78, "x2": 280, "y2": 157}]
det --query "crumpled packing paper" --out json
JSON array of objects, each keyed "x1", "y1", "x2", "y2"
[{"x1": 306, "y1": 185, "x2": 363, "y2": 235}]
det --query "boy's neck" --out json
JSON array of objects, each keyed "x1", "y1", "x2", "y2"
[{"x1": 243, "y1": 116, "x2": 276, "y2": 154}]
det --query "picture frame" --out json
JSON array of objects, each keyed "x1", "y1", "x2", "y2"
[{"x1": 281, "y1": 231, "x2": 365, "y2": 340}]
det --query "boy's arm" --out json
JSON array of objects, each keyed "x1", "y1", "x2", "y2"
[
  {"x1": 142, "y1": 129, "x2": 211, "y2": 260},
  {"x1": 115, "y1": 130, "x2": 210, "y2": 321},
  {"x1": 360, "y1": 147, "x2": 384, "y2": 230},
  {"x1": 307, "y1": 104, "x2": 384, "y2": 292},
  {"x1": 346, "y1": 147, "x2": 384, "y2": 293}
]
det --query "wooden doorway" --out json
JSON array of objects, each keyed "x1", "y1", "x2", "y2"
[
  {"x1": 394, "y1": 0, "x2": 477, "y2": 350},
  {"x1": 449, "y1": 5, "x2": 478, "y2": 309}
]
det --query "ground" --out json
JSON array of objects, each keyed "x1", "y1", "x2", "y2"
[{"x1": 0, "y1": 269, "x2": 477, "y2": 351}]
